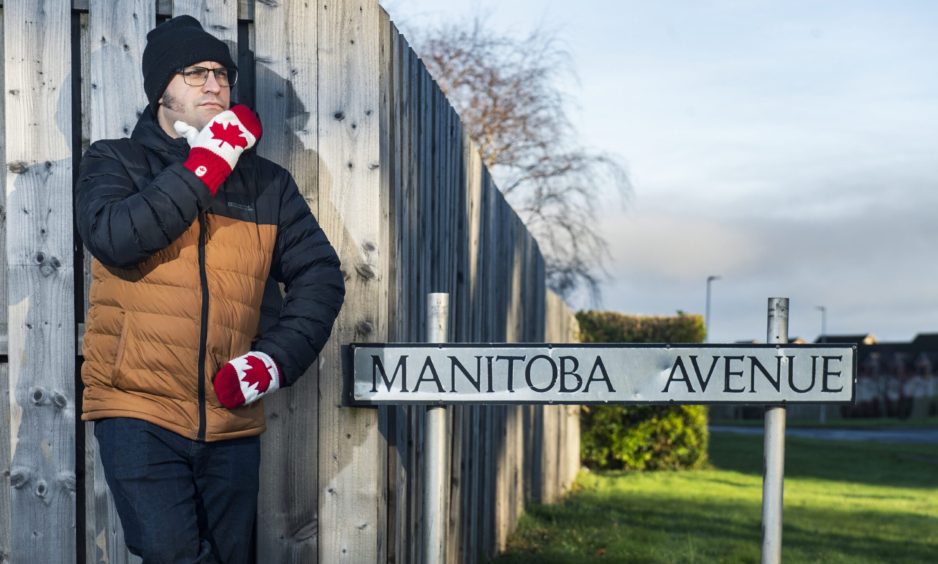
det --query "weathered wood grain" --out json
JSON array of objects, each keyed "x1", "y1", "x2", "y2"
[
  {"x1": 0, "y1": 8, "x2": 8, "y2": 556},
  {"x1": 0, "y1": 360, "x2": 9, "y2": 564},
  {"x1": 4, "y1": 0, "x2": 77, "y2": 560},
  {"x1": 0, "y1": 4, "x2": 6, "y2": 354},
  {"x1": 172, "y1": 0, "x2": 238, "y2": 42},
  {"x1": 84, "y1": 3, "x2": 153, "y2": 561},
  {"x1": 253, "y1": 0, "x2": 320, "y2": 560},
  {"x1": 317, "y1": 1, "x2": 386, "y2": 561}
]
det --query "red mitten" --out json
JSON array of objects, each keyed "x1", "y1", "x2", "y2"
[
  {"x1": 213, "y1": 351, "x2": 281, "y2": 409},
  {"x1": 174, "y1": 104, "x2": 262, "y2": 195}
]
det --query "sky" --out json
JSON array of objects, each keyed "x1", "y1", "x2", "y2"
[{"x1": 380, "y1": 0, "x2": 938, "y2": 344}]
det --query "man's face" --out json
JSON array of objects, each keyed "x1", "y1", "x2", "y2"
[{"x1": 156, "y1": 60, "x2": 231, "y2": 136}]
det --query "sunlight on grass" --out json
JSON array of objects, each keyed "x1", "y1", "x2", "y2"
[{"x1": 495, "y1": 432, "x2": 938, "y2": 563}]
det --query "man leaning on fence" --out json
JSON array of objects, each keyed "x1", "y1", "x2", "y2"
[{"x1": 75, "y1": 16, "x2": 345, "y2": 564}]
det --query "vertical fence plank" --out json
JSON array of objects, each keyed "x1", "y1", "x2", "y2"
[
  {"x1": 0, "y1": 3, "x2": 6, "y2": 351},
  {"x1": 0, "y1": 4, "x2": 8, "y2": 556},
  {"x1": 461, "y1": 133, "x2": 482, "y2": 563},
  {"x1": 252, "y1": 0, "x2": 320, "y2": 560},
  {"x1": 172, "y1": 0, "x2": 238, "y2": 42},
  {"x1": 0, "y1": 361, "x2": 7, "y2": 564},
  {"x1": 84, "y1": 2, "x2": 153, "y2": 561},
  {"x1": 4, "y1": 0, "x2": 76, "y2": 561},
  {"x1": 317, "y1": 0, "x2": 386, "y2": 561},
  {"x1": 375, "y1": 9, "x2": 393, "y2": 564},
  {"x1": 387, "y1": 23, "x2": 410, "y2": 564}
]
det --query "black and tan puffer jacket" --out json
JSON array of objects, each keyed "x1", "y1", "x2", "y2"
[{"x1": 76, "y1": 109, "x2": 345, "y2": 441}]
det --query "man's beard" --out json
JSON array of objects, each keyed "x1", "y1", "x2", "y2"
[{"x1": 160, "y1": 92, "x2": 183, "y2": 113}]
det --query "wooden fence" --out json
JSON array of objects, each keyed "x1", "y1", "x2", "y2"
[{"x1": 0, "y1": 1, "x2": 581, "y2": 562}]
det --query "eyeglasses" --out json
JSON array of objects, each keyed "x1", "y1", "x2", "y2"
[{"x1": 176, "y1": 66, "x2": 238, "y2": 87}]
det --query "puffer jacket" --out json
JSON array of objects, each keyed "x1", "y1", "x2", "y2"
[{"x1": 76, "y1": 109, "x2": 345, "y2": 441}]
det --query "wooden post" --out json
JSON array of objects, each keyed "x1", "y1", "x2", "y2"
[
  {"x1": 4, "y1": 0, "x2": 77, "y2": 561},
  {"x1": 172, "y1": 0, "x2": 238, "y2": 43},
  {"x1": 83, "y1": 3, "x2": 153, "y2": 562},
  {"x1": 317, "y1": 0, "x2": 387, "y2": 561},
  {"x1": 0, "y1": 4, "x2": 10, "y2": 556},
  {"x1": 252, "y1": 0, "x2": 321, "y2": 560}
]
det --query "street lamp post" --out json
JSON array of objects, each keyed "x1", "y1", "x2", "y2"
[{"x1": 705, "y1": 275, "x2": 720, "y2": 343}]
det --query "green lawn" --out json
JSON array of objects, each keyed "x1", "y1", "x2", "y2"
[
  {"x1": 709, "y1": 416, "x2": 938, "y2": 430},
  {"x1": 495, "y1": 432, "x2": 938, "y2": 563}
]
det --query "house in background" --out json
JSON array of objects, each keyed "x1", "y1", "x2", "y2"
[
  {"x1": 847, "y1": 333, "x2": 938, "y2": 420},
  {"x1": 714, "y1": 333, "x2": 938, "y2": 421}
]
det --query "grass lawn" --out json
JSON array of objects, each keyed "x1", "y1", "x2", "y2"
[
  {"x1": 709, "y1": 416, "x2": 938, "y2": 430},
  {"x1": 495, "y1": 432, "x2": 938, "y2": 563}
]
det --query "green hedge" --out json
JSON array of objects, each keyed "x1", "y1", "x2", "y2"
[
  {"x1": 576, "y1": 310, "x2": 706, "y2": 344},
  {"x1": 577, "y1": 311, "x2": 709, "y2": 471}
]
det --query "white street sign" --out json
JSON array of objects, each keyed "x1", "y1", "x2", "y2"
[{"x1": 349, "y1": 344, "x2": 856, "y2": 405}]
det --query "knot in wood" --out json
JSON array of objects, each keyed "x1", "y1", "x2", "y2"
[
  {"x1": 58, "y1": 471, "x2": 77, "y2": 492},
  {"x1": 356, "y1": 320, "x2": 374, "y2": 336},
  {"x1": 8, "y1": 161, "x2": 28, "y2": 174},
  {"x1": 52, "y1": 391, "x2": 68, "y2": 409},
  {"x1": 35, "y1": 480, "x2": 48, "y2": 499},
  {"x1": 39, "y1": 262, "x2": 57, "y2": 278},
  {"x1": 355, "y1": 262, "x2": 376, "y2": 281},
  {"x1": 29, "y1": 386, "x2": 47, "y2": 405},
  {"x1": 10, "y1": 467, "x2": 31, "y2": 489}
]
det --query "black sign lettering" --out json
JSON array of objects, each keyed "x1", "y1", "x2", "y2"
[
  {"x1": 486, "y1": 356, "x2": 495, "y2": 392},
  {"x1": 822, "y1": 355, "x2": 844, "y2": 392},
  {"x1": 496, "y1": 356, "x2": 526, "y2": 393},
  {"x1": 790, "y1": 356, "x2": 816, "y2": 393},
  {"x1": 664, "y1": 356, "x2": 695, "y2": 393},
  {"x1": 450, "y1": 356, "x2": 482, "y2": 392},
  {"x1": 414, "y1": 357, "x2": 445, "y2": 392},
  {"x1": 749, "y1": 356, "x2": 780, "y2": 393},
  {"x1": 372, "y1": 354, "x2": 408, "y2": 393},
  {"x1": 559, "y1": 356, "x2": 583, "y2": 392},
  {"x1": 526, "y1": 355, "x2": 558, "y2": 392},
  {"x1": 584, "y1": 357, "x2": 615, "y2": 393},
  {"x1": 724, "y1": 356, "x2": 745, "y2": 393},
  {"x1": 689, "y1": 355, "x2": 720, "y2": 392}
]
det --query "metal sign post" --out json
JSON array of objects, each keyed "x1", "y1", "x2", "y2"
[
  {"x1": 423, "y1": 293, "x2": 449, "y2": 564},
  {"x1": 762, "y1": 298, "x2": 788, "y2": 564}
]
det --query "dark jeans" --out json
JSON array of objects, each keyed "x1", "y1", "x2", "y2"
[{"x1": 94, "y1": 417, "x2": 260, "y2": 564}]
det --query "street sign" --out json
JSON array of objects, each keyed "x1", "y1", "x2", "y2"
[{"x1": 348, "y1": 343, "x2": 856, "y2": 406}]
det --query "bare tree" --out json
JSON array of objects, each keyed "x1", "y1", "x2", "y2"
[{"x1": 413, "y1": 19, "x2": 630, "y2": 303}]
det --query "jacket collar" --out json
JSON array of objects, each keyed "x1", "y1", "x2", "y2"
[{"x1": 131, "y1": 108, "x2": 191, "y2": 162}]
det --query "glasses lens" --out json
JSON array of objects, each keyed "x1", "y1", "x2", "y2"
[
  {"x1": 179, "y1": 67, "x2": 236, "y2": 87},
  {"x1": 181, "y1": 67, "x2": 209, "y2": 86},
  {"x1": 224, "y1": 68, "x2": 238, "y2": 87}
]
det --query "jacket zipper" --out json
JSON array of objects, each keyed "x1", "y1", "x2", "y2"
[{"x1": 197, "y1": 211, "x2": 209, "y2": 441}]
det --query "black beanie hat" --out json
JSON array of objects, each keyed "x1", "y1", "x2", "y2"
[{"x1": 142, "y1": 15, "x2": 237, "y2": 114}]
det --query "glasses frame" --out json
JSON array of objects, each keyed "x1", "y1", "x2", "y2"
[{"x1": 176, "y1": 66, "x2": 238, "y2": 88}]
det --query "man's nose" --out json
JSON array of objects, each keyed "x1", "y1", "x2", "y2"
[{"x1": 202, "y1": 71, "x2": 223, "y2": 92}]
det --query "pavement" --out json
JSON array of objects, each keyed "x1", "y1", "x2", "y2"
[{"x1": 709, "y1": 425, "x2": 938, "y2": 445}]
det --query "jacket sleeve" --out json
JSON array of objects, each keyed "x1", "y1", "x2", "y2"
[
  {"x1": 75, "y1": 140, "x2": 213, "y2": 268},
  {"x1": 253, "y1": 172, "x2": 346, "y2": 387}
]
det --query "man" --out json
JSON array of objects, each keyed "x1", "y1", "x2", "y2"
[{"x1": 76, "y1": 15, "x2": 345, "y2": 563}]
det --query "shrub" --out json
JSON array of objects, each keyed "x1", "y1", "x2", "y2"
[
  {"x1": 580, "y1": 404, "x2": 709, "y2": 470},
  {"x1": 576, "y1": 310, "x2": 709, "y2": 471}
]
